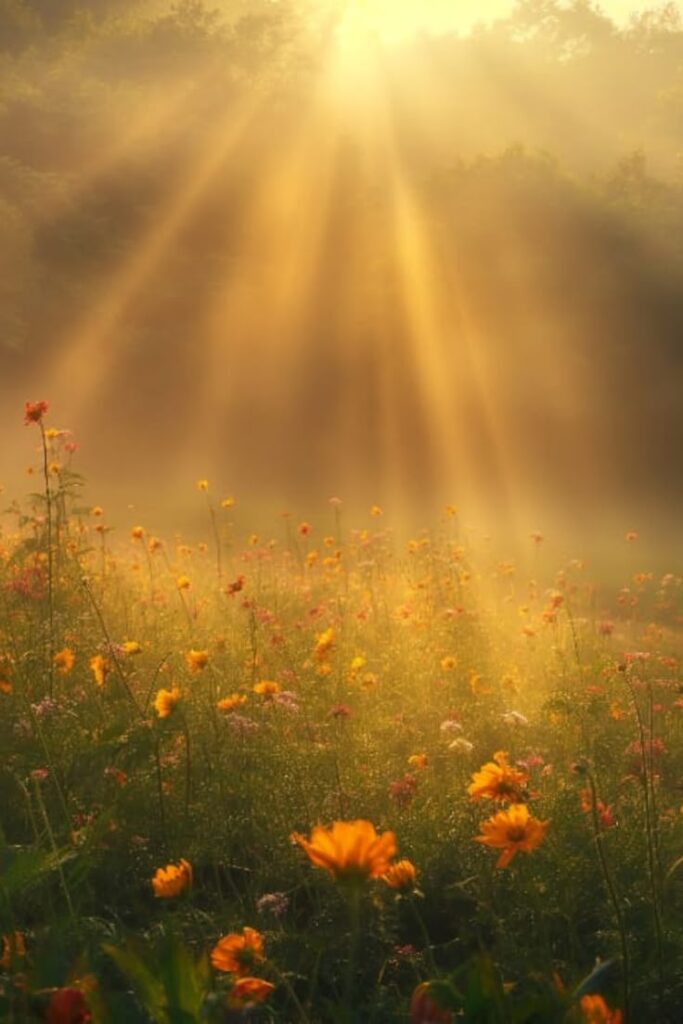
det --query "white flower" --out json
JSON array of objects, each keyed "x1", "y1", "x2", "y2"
[
  {"x1": 439, "y1": 718, "x2": 463, "y2": 736},
  {"x1": 449, "y1": 737, "x2": 474, "y2": 755},
  {"x1": 502, "y1": 710, "x2": 529, "y2": 727}
]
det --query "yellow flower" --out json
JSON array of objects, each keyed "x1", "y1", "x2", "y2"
[
  {"x1": 474, "y1": 803, "x2": 549, "y2": 868},
  {"x1": 151, "y1": 859, "x2": 192, "y2": 898},
  {"x1": 408, "y1": 753, "x2": 428, "y2": 770},
  {"x1": 228, "y1": 976, "x2": 275, "y2": 1008},
  {"x1": 291, "y1": 820, "x2": 397, "y2": 882},
  {"x1": 315, "y1": 627, "x2": 335, "y2": 661},
  {"x1": 89, "y1": 654, "x2": 110, "y2": 688},
  {"x1": 370, "y1": 505, "x2": 383, "y2": 517},
  {"x1": 90, "y1": 506, "x2": 104, "y2": 517},
  {"x1": 467, "y1": 751, "x2": 528, "y2": 803},
  {"x1": 382, "y1": 859, "x2": 418, "y2": 890},
  {"x1": 54, "y1": 647, "x2": 75, "y2": 675},
  {"x1": 121, "y1": 641, "x2": 142, "y2": 656},
  {"x1": 196, "y1": 479, "x2": 209, "y2": 491},
  {"x1": 211, "y1": 927, "x2": 265, "y2": 975},
  {"x1": 221, "y1": 497, "x2": 235, "y2": 509},
  {"x1": 440, "y1": 655, "x2": 457, "y2": 671},
  {"x1": 185, "y1": 649, "x2": 209, "y2": 672},
  {"x1": 176, "y1": 575, "x2": 191, "y2": 590},
  {"x1": 253, "y1": 680, "x2": 280, "y2": 696},
  {"x1": 154, "y1": 686, "x2": 182, "y2": 719},
  {"x1": 130, "y1": 525, "x2": 145, "y2": 540},
  {"x1": 0, "y1": 932, "x2": 26, "y2": 970},
  {"x1": 217, "y1": 693, "x2": 248, "y2": 712}
]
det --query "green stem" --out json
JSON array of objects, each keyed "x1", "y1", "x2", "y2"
[
  {"x1": 586, "y1": 770, "x2": 630, "y2": 1021},
  {"x1": 32, "y1": 776, "x2": 77, "y2": 927},
  {"x1": 39, "y1": 422, "x2": 55, "y2": 697}
]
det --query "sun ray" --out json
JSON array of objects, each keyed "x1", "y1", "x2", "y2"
[{"x1": 45, "y1": 77, "x2": 266, "y2": 419}]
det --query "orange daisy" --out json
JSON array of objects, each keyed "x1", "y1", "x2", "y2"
[
  {"x1": 211, "y1": 927, "x2": 264, "y2": 976},
  {"x1": 467, "y1": 750, "x2": 528, "y2": 803},
  {"x1": 291, "y1": 819, "x2": 397, "y2": 882},
  {"x1": 474, "y1": 803, "x2": 549, "y2": 868}
]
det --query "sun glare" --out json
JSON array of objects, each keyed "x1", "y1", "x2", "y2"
[{"x1": 328, "y1": 0, "x2": 483, "y2": 45}]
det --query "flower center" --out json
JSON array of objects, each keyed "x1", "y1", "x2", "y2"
[{"x1": 506, "y1": 826, "x2": 527, "y2": 843}]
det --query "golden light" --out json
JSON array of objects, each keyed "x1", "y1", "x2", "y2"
[{"x1": 3, "y1": 0, "x2": 653, "y2": 538}]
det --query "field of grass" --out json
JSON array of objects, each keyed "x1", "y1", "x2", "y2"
[{"x1": 1, "y1": 403, "x2": 681, "y2": 1022}]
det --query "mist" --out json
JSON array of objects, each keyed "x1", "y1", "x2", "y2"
[{"x1": 0, "y1": 0, "x2": 681, "y2": 549}]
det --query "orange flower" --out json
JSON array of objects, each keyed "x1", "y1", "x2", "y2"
[
  {"x1": 130, "y1": 526, "x2": 145, "y2": 540},
  {"x1": 408, "y1": 753, "x2": 428, "y2": 770},
  {"x1": 46, "y1": 987, "x2": 91, "y2": 1024},
  {"x1": 54, "y1": 648, "x2": 75, "y2": 675},
  {"x1": 121, "y1": 641, "x2": 142, "y2": 656},
  {"x1": 382, "y1": 859, "x2": 417, "y2": 890},
  {"x1": 410, "y1": 981, "x2": 453, "y2": 1024},
  {"x1": 185, "y1": 649, "x2": 209, "y2": 672},
  {"x1": 580, "y1": 994, "x2": 623, "y2": 1023},
  {"x1": 151, "y1": 859, "x2": 192, "y2": 898},
  {"x1": 211, "y1": 927, "x2": 264, "y2": 975},
  {"x1": 579, "y1": 790, "x2": 615, "y2": 829},
  {"x1": 291, "y1": 820, "x2": 397, "y2": 882},
  {"x1": 253, "y1": 680, "x2": 280, "y2": 696},
  {"x1": 467, "y1": 751, "x2": 528, "y2": 803},
  {"x1": 228, "y1": 976, "x2": 275, "y2": 1008},
  {"x1": 217, "y1": 693, "x2": 248, "y2": 712},
  {"x1": 474, "y1": 803, "x2": 549, "y2": 868},
  {"x1": 154, "y1": 686, "x2": 182, "y2": 719},
  {"x1": 1, "y1": 932, "x2": 26, "y2": 969},
  {"x1": 89, "y1": 654, "x2": 110, "y2": 688}
]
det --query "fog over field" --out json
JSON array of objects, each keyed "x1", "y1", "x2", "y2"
[{"x1": 0, "y1": 1, "x2": 681, "y2": 546}]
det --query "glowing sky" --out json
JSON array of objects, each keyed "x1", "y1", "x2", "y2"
[{"x1": 323, "y1": 0, "x2": 655, "y2": 42}]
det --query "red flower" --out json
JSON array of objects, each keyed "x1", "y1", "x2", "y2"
[
  {"x1": 410, "y1": 982, "x2": 453, "y2": 1023},
  {"x1": 24, "y1": 400, "x2": 49, "y2": 425},
  {"x1": 46, "y1": 988, "x2": 91, "y2": 1024}
]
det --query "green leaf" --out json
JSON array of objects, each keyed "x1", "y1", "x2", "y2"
[{"x1": 103, "y1": 939, "x2": 169, "y2": 1024}]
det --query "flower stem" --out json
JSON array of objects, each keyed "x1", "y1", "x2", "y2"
[{"x1": 586, "y1": 769, "x2": 630, "y2": 1021}]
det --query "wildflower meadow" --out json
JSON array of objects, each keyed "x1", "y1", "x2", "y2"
[{"x1": 0, "y1": 401, "x2": 681, "y2": 1023}]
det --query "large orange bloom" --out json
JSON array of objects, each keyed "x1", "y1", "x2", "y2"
[
  {"x1": 151, "y1": 859, "x2": 192, "y2": 898},
  {"x1": 291, "y1": 820, "x2": 397, "y2": 882},
  {"x1": 467, "y1": 751, "x2": 528, "y2": 803},
  {"x1": 382, "y1": 859, "x2": 418, "y2": 890},
  {"x1": 580, "y1": 994, "x2": 623, "y2": 1023},
  {"x1": 474, "y1": 803, "x2": 549, "y2": 868},
  {"x1": 211, "y1": 927, "x2": 265, "y2": 975},
  {"x1": 228, "y1": 976, "x2": 275, "y2": 1008}
]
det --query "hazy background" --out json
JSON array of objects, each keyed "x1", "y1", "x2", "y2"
[{"x1": 0, "y1": 0, "x2": 681, "y2": 550}]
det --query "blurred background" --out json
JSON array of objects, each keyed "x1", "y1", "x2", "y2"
[{"x1": 0, "y1": 1, "x2": 681, "y2": 551}]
